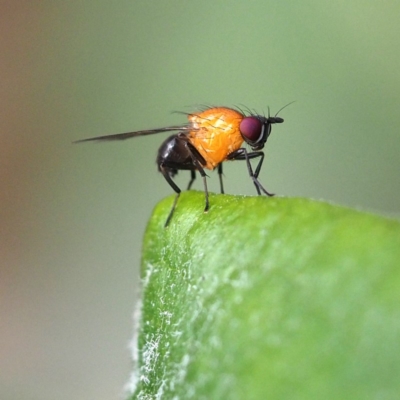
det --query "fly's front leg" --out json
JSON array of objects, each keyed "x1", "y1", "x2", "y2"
[
  {"x1": 227, "y1": 148, "x2": 274, "y2": 196},
  {"x1": 253, "y1": 152, "x2": 264, "y2": 179}
]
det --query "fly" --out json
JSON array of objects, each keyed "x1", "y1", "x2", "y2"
[{"x1": 75, "y1": 105, "x2": 287, "y2": 226}]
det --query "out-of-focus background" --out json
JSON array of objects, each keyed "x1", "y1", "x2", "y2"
[{"x1": 1, "y1": 1, "x2": 399, "y2": 399}]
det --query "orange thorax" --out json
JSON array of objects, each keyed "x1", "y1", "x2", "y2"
[{"x1": 188, "y1": 107, "x2": 244, "y2": 170}]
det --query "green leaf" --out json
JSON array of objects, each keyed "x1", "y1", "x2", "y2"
[{"x1": 130, "y1": 192, "x2": 400, "y2": 400}]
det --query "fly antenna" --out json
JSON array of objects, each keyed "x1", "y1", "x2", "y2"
[{"x1": 274, "y1": 101, "x2": 296, "y2": 117}]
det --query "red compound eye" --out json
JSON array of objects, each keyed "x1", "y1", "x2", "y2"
[{"x1": 239, "y1": 116, "x2": 263, "y2": 142}]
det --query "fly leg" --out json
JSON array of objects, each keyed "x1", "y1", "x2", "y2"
[
  {"x1": 200, "y1": 168, "x2": 210, "y2": 212},
  {"x1": 157, "y1": 134, "x2": 209, "y2": 226},
  {"x1": 227, "y1": 149, "x2": 274, "y2": 196},
  {"x1": 186, "y1": 142, "x2": 210, "y2": 213},
  {"x1": 159, "y1": 164, "x2": 183, "y2": 227},
  {"x1": 217, "y1": 163, "x2": 224, "y2": 194},
  {"x1": 187, "y1": 170, "x2": 196, "y2": 190}
]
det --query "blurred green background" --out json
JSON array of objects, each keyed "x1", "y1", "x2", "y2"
[{"x1": 1, "y1": 1, "x2": 399, "y2": 399}]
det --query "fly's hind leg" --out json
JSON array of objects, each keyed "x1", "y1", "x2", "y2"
[
  {"x1": 159, "y1": 164, "x2": 182, "y2": 227},
  {"x1": 157, "y1": 133, "x2": 209, "y2": 226}
]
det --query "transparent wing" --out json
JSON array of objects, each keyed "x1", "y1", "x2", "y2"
[{"x1": 74, "y1": 125, "x2": 193, "y2": 143}]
